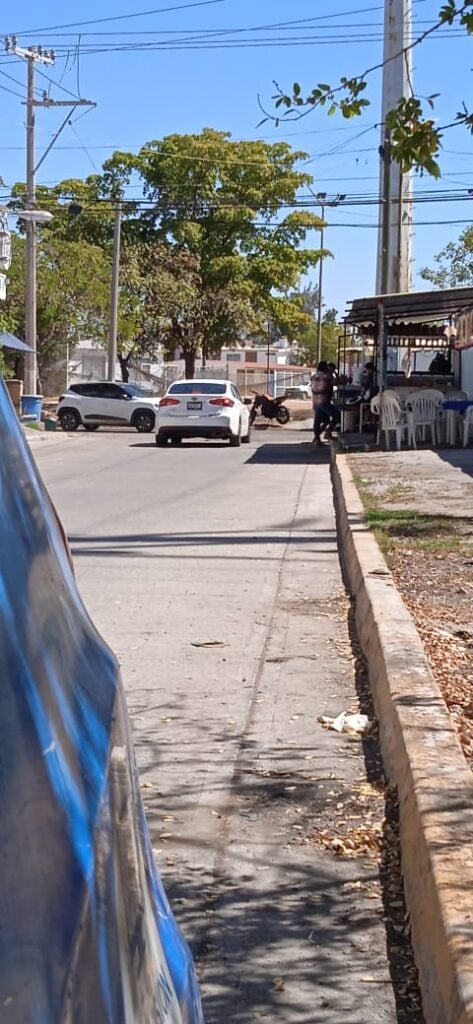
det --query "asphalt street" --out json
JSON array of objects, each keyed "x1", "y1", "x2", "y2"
[{"x1": 34, "y1": 427, "x2": 403, "y2": 1024}]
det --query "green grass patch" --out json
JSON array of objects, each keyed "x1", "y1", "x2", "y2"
[
  {"x1": 351, "y1": 473, "x2": 473, "y2": 555},
  {"x1": 365, "y1": 509, "x2": 472, "y2": 555}
]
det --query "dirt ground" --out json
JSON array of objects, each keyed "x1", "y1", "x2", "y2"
[{"x1": 348, "y1": 450, "x2": 473, "y2": 766}]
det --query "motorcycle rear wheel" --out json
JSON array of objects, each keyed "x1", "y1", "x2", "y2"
[{"x1": 276, "y1": 406, "x2": 290, "y2": 425}]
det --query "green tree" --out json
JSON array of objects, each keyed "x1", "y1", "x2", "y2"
[
  {"x1": 266, "y1": 2, "x2": 473, "y2": 176},
  {"x1": 293, "y1": 309, "x2": 341, "y2": 368},
  {"x1": 105, "y1": 129, "x2": 323, "y2": 376},
  {"x1": 3, "y1": 233, "x2": 110, "y2": 383},
  {"x1": 10, "y1": 180, "x2": 172, "y2": 381},
  {"x1": 420, "y1": 226, "x2": 473, "y2": 287}
]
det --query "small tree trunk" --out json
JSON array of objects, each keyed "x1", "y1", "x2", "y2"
[{"x1": 184, "y1": 349, "x2": 196, "y2": 379}]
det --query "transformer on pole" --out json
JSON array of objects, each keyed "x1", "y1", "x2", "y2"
[{"x1": 376, "y1": 0, "x2": 413, "y2": 294}]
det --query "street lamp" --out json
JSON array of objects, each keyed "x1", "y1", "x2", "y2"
[
  {"x1": 314, "y1": 192, "x2": 346, "y2": 365},
  {"x1": 17, "y1": 209, "x2": 53, "y2": 225}
]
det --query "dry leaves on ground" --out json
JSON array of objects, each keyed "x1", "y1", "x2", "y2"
[{"x1": 389, "y1": 545, "x2": 473, "y2": 764}]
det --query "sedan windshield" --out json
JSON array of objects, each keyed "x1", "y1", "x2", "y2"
[{"x1": 169, "y1": 383, "x2": 227, "y2": 396}]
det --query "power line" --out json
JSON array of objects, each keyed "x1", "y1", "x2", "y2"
[
  {"x1": 6, "y1": 1, "x2": 434, "y2": 39},
  {"x1": 8, "y1": 0, "x2": 229, "y2": 36},
  {"x1": 34, "y1": 63, "x2": 82, "y2": 100},
  {"x1": 0, "y1": 66, "x2": 30, "y2": 93},
  {"x1": 21, "y1": 31, "x2": 464, "y2": 55},
  {"x1": 0, "y1": 78, "x2": 27, "y2": 99}
]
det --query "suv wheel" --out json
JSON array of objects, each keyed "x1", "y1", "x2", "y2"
[
  {"x1": 59, "y1": 408, "x2": 81, "y2": 432},
  {"x1": 133, "y1": 409, "x2": 155, "y2": 433}
]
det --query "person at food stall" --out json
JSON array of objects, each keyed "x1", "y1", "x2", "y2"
[
  {"x1": 429, "y1": 351, "x2": 451, "y2": 375},
  {"x1": 327, "y1": 362, "x2": 339, "y2": 383},
  {"x1": 311, "y1": 360, "x2": 340, "y2": 447}
]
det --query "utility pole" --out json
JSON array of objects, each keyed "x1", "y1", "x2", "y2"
[
  {"x1": 107, "y1": 202, "x2": 122, "y2": 381},
  {"x1": 376, "y1": 0, "x2": 413, "y2": 293},
  {"x1": 25, "y1": 54, "x2": 37, "y2": 395},
  {"x1": 379, "y1": 129, "x2": 392, "y2": 296},
  {"x1": 316, "y1": 206, "x2": 324, "y2": 366},
  {"x1": 5, "y1": 36, "x2": 95, "y2": 395},
  {"x1": 7, "y1": 43, "x2": 56, "y2": 395}
]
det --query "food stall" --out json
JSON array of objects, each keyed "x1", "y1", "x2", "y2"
[{"x1": 337, "y1": 285, "x2": 473, "y2": 444}]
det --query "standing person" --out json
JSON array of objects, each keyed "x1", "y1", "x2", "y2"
[{"x1": 311, "y1": 360, "x2": 339, "y2": 447}]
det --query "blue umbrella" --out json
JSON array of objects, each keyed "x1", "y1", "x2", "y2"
[{"x1": 0, "y1": 331, "x2": 33, "y2": 352}]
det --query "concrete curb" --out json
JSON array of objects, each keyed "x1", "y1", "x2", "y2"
[
  {"x1": 22, "y1": 426, "x2": 72, "y2": 447},
  {"x1": 331, "y1": 450, "x2": 473, "y2": 1024}
]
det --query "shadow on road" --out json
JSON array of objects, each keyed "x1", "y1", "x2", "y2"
[
  {"x1": 246, "y1": 442, "x2": 331, "y2": 465},
  {"x1": 435, "y1": 447, "x2": 473, "y2": 480},
  {"x1": 69, "y1": 525, "x2": 338, "y2": 562},
  {"x1": 131, "y1": 627, "x2": 424, "y2": 1024},
  {"x1": 130, "y1": 441, "x2": 234, "y2": 449}
]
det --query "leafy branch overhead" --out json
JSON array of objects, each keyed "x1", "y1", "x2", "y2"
[{"x1": 265, "y1": 1, "x2": 473, "y2": 177}]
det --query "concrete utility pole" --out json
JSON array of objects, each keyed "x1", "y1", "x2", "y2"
[
  {"x1": 316, "y1": 206, "x2": 325, "y2": 366},
  {"x1": 107, "y1": 202, "x2": 122, "y2": 381},
  {"x1": 11, "y1": 43, "x2": 56, "y2": 395},
  {"x1": 376, "y1": 0, "x2": 413, "y2": 294},
  {"x1": 25, "y1": 55, "x2": 38, "y2": 395},
  {"x1": 5, "y1": 36, "x2": 95, "y2": 394}
]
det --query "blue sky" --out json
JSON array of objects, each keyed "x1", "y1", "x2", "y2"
[{"x1": 1, "y1": 0, "x2": 472, "y2": 316}]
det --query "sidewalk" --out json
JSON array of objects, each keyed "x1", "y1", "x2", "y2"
[
  {"x1": 334, "y1": 449, "x2": 473, "y2": 1024},
  {"x1": 22, "y1": 425, "x2": 78, "y2": 450},
  {"x1": 348, "y1": 448, "x2": 473, "y2": 518}
]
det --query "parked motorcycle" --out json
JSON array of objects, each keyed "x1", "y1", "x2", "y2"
[{"x1": 249, "y1": 392, "x2": 290, "y2": 426}]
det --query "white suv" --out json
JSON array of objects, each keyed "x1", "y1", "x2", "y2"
[{"x1": 57, "y1": 382, "x2": 161, "y2": 433}]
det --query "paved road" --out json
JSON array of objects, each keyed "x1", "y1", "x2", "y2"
[{"x1": 34, "y1": 429, "x2": 401, "y2": 1024}]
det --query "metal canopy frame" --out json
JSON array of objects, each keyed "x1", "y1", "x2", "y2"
[
  {"x1": 345, "y1": 285, "x2": 473, "y2": 329},
  {"x1": 344, "y1": 286, "x2": 473, "y2": 390}
]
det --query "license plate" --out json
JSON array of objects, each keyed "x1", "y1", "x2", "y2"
[{"x1": 187, "y1": 401, "x2": 202, "y2": 411}]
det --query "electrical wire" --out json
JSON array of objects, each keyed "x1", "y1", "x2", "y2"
[
  {"x1": 8, "y1": 0, "x2": 230, "y2": 36},
  {"x1": 34, "y1": 63, "x2": 83, "y2": 101},
  {"x1": 0, "y1": 79, "x2": 26, "y2": 99}
]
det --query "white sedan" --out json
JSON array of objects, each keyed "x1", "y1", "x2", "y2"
[{"x1": 156, "y1": 379, "x2": 251, "y2": 447}]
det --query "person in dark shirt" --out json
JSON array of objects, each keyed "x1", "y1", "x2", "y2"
[
  {"x1": 311, "y1": 360, "x2": 339, "y2": 447},
  {"x1": 429, "y1": 352, "x2": 451, "y2": 375}
]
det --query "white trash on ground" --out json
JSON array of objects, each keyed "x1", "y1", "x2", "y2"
[{"x1": 318, "y1": 711, "x2": 373, "y2": 735}]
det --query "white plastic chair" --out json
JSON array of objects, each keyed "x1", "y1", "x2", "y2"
[
  {"x1": 371, "y1": 392, "x2": 407, "y2": 450},
  {"x1": 463, "y1": 406, "x2": 473, "y2": 448},
  {"x1": 406, "y1": 391, "x2": 443, "y2": 449}
]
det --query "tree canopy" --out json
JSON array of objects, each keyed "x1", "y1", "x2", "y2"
[
  {"x1": 104, "y1": 129, "x2": 323, "y2": 375},
  {"x1": 421, "y1": 226, "x2": 473, "y2": 287},
  {"x1": 8, "y1": 130, "x2": 325, "y2": 380},
  {"x1": 2, "y1": 233, "x2": 110, "y2": 379},
  {"x1": 265, "y1": 1, "x2": 473, "y2": 177}
]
